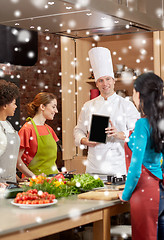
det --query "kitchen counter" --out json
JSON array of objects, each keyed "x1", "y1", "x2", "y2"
[{"x1": 0, "y1": 195, "x2": 130, "y2": 240}]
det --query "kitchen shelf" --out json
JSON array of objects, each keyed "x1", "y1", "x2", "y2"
[{"x1": 85, "y1": 79, "x2": 95, "y2": 83}]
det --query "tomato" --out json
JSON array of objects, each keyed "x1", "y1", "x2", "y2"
[
  {"x1": 16, "y1": 196, "x2": 22, "y2": 201},
  {"x1": 27, "y1": 190, "x2": 33, "y2": 194},
  {"x1": 22, "y1": 196, "x2": 27, "y2": 201},
  {"x1": 50, "y1": 194, "x2": 56, "y2": 199},
  {"x1": 54, "y1": 173, "x2": 65, "y2": 180},
  {"x1": 32, "y1": 189, "x2": 38, "y2": 194},
  {"x1": 16, "y1": 193, "x2": 22, "y2": 197}
]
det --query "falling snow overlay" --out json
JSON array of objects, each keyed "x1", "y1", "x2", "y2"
[{"x1": 0, "y1": 1, "x2": 164, "y2": 239}]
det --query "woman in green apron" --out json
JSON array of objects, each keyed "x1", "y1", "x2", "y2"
[{"x1": 18, "y1": 92, "x2": 59, "y2": 176}]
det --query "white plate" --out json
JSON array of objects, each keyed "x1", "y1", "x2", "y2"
[{"x1": 11, "y1": 199, "x2": 58, "y2": 209}]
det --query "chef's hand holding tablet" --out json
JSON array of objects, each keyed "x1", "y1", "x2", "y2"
[
  {"x1": 81, "y1": 132, "x2": 99, "y2": 147},
  {"x1": 105, "y1": 120, "x2": 126, "y2": 140}
]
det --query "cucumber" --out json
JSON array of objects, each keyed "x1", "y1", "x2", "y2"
[{"x1": 5, "y1": 188, "x2": 23, "y2": 199}]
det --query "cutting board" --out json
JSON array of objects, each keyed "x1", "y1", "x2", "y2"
[
  {"x1": 104, "y1": 183, "x2": 125, "y2": 190},
  {"x1": 78, "y1": 189, "x2": 120, "y2": 201}
]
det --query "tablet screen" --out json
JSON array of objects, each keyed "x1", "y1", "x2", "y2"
[{"x1": 89, "y1": 114, "x2": 109, "y2": 143}]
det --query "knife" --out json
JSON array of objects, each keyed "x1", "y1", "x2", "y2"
[{"x1": 6, "y1": 181, "x2": 19, "y2": 187}]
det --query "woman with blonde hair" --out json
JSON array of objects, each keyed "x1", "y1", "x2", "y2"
[{"x1": 18, "y1": 92, "x2": 59, "y2": 176}]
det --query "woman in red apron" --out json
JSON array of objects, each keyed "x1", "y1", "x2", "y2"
[
  {"x1": 119, "y1": 72, "x2": 164, "y2": 240},
  {"x1": 18, "y1": 92, "x2": 59, "y2": 176}
]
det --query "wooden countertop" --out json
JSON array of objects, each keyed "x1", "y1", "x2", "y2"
[{"x1": 0, "y1": 195, "x2": 130, "y2": 240}]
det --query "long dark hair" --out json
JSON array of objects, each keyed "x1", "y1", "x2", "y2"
[{"x1": 134, "y1": 72, "x2": 164, "y2": 153}]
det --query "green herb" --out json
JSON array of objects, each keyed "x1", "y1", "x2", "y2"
[{"x1": 71, "y1": 173, "x2": 104, "y2": 191}]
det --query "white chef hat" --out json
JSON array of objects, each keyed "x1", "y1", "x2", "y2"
[{"x1": 88, "y1": 47, "x2": 114, "y2": 81}]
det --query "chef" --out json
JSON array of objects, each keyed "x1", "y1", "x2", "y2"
[{"x1": 74, "y1": 47, "x2": 140, "y2": 176}]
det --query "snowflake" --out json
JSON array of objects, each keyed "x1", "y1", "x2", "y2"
[
  {"x1": 96, "y1": 155, "x2": 102, "y2": 161},
  {"x1": 76, "y1": 182, "x2": 81, "y2": 187},
  {"x1": 158, "y1": 119, "x2": 164, "y2": 132},
  {"x1": 93, "y1": 174, "x2": 99, "y2": 180},
  {"x1": 104, "y1": 191, "x2": 109, "y2": 196},
  {"x1": 30, "y1": 0, "x2": 47, "y2": 9},
  {"x1": 80, "y1": 145, "x2": 85, "y2": 150},
  {"x1": 82, "y1": 160, "x2": 88, "y2": 166},
  {"x1": 14, "y1": 10, "x2": 21, "y2": 17},
  {"x1": 52, "y1": 165, "x2": 57, "y2": 172},
  {"x1": 35, "y1": 217, "x2": 42, "y2": 223},
  {"x1": 38, "y1": 190, "x2": 43, "y2": 196},
  {"x1": 68, "y1": 208, "x2": 81, "y2": 221},
  {"x1": 18, "y1": 30, "x2": 31, "y2": 43}
]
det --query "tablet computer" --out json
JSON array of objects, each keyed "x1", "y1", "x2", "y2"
[{"x1": 89, "y1": 114, "x2": 109, "y2": 143}]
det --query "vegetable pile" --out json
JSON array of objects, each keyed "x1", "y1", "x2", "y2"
[{"x1": 23, "y1": 173, "x2": 104, "y2": 199}]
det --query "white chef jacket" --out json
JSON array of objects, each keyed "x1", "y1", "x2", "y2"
[{"x1": 74, "y1": 93, "x2": 140, "y2": 176}]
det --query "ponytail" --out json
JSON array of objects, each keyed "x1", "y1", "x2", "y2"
[{"x1": 27, "y1": 92, "x2": 57, "y2": 118}]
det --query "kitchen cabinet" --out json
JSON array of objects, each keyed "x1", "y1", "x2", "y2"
[
  {"x1": 61, "y1": 31, "x2": 164, "y2": 173},
  {"x1": 61, "y1": 37, "x2": 93, "y2": 167},
  {"x1": 153, "y1": 31, "x2": 164, "y2": 80},
  {"x1": 61, "y1": 37, "x2": 76, "y2": 161}
]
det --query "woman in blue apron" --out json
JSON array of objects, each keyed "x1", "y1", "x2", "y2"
[{"x1": 119, "y1": 72, "x2": 164, "y2": 240}]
